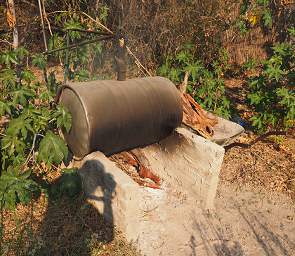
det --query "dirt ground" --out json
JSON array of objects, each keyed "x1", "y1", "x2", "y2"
[
  {"x1": 202, "y1": 134, "x2": 295, "y2": 256},
  {"x1": 1, "y1": 134, "x2": 294, "y2": 256}
]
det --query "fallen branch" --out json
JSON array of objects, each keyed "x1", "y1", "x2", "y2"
[{"x1": 224, "y1": 130, "x2": 289, "y2": 151}]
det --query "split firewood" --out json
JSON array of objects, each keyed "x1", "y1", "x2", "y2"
[
  {"x1": 110, "y1": 151, "x2": 161, "y2": 189},
  {"x1": 178, "y1": 71, "x2": 218, "y2": 139},
  {"x1": 181, "y1": 93, "x2": 217, "y2": 138}
]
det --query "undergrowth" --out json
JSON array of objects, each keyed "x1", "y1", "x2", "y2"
[{"x1": 158, "y1": 45, "x2": 232, "y2": 119}]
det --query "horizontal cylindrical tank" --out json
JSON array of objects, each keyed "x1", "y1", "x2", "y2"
[{"x1": 59, "y1": 76, "x2": 183, "y2": 158}]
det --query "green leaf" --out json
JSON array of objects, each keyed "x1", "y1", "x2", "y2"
[
  {"x1": 288, "y1": 27, "x2": 295, "y2": 37},
  {"x1": 15, "y1": 47, "x2": 29, "y2": 61},
  {"x1": 272, "y1": 43, "x2": 292, "y2": 57},
  {"x1": 38, "y1": 131, "x2": 68, "y2": 165},
  {"x1": 32, "y1": 54, "x2": 47, "y2": 70},
  {"x1": 53, "y1": 105, "x2": 72, "y2": 133},
  {"x1": 264, "y1": 61, "x2": 284, "y2": 82},
  {"x1": 1, "y1": 134, "x2": 26, "y2": 157},
  {"x1": 74, "y1": 69, "x2": 90, "y2": 82},
  {"x1": 11, "y1": 88, "x2": 35, "y2": 106},
  {"x1": 262, "y1": 9, "x2": 272, "y2": 28},
  {"x1": 0, "y1": 69, "x2": 16, "y2": 88},
  {"x1": 0, "y1": 168, "x2": 39, "y2": 210},
  {"x1": 22, "y1": 107, "x2": 51, "y2": 133},
  {"x1": 99, "y1": 4, "x2": 109, "y2": 23},
  {"x1": 93, "y1": 42, "x2": 103, "y2": 56},
  {"x1": 0, "y1": 101, "x2": 11, "y2": 116},
  {"x1": 21, "y1": 69, "x2": 36, "y2": 85},
  {"x1": 0, "y1": 50, "x2": 18, "y2": 68},
  {"x1": 64, "y1": 19, "x2": 83, "y2": 40},
  {"x1": 236, "y1": 19, "x2": 248, "y2": 34},
  {"x1": 48, "y1": 33, "x2": 65, "y2": 50},
  {"x1": 6, "y1": 116, "x2": 34, "y2": 138},
  {"x1": 50, "y1": 168, "x2": 82, "y2": 200}
]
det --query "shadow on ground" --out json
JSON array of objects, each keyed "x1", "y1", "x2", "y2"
[
  {"x1": 35, "y1": 160, "x2": 117, "y2": 255},
  {"x1": 188, "y1": 194, "x2": 295, "y2": 256}
]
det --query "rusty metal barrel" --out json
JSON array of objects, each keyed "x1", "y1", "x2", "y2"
[{"x1": 59, "y1": 76, "x2": 183, "y2": 158}]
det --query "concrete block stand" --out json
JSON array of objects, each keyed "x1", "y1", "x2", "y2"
[{"x1": 74, "y1": 127, "x2": 227, "y2": 255}]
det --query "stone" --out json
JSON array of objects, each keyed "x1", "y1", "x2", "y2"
[{"x1": 210, "y1": 116, "x2": 245, "y2": 146}]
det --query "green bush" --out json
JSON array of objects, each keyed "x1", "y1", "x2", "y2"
[
  {"x1": 158, "y1": 45, "x2": 231, "y2": 119},
  {"x1": 247, "y1": 31, "x2": 294, "y2": 132},
  {"x1": 0, "y1": 48, "x2": 72, "y2": 211}
]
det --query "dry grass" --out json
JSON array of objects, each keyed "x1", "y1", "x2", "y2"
[
  {"x1": 1, "y1": 194, "x2": 139, "y2": 256},
  {"x1": 222, "y1": 133, "x2": 295, "y2": 200}
]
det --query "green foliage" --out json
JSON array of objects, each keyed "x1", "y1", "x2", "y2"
[
  {"x1": 32, "y1": 54, "x2": 47, "y2": 70},
  {"x1": 0, "y1": 69, "x2": 16, "y2": 89},
  {"x1": 46, "y1": 11, "x2": 106, "y2": 82},
  {"x1": 38, "y1": 131, "x2": 68, "y2": 165},
  {"x1": 49, "y1": 168, "x2": 82, "y2": 200},
  {"x1": 53, "y1": 105, "x2": 72, "y2": 133},
  {"x1": 0, "y1": 168, "x2": 40, "y2": 210},
  {"x1": 242, "y1": 58, "x2": 258, "y2": 71},
  {"x1": 0, "y1": 48, "x2": 72, "y2": 212},
  {"x1": 0, "y1": 50, "x2": 18, "y2": 68},
  {"x1": 247, "y1": 35, "x2": 295, "y2": 132},
  {"x1": 288, "y1": 27, "x2": 295, "y2": 37},
  {"x1": 237, "y1": 0, "x2": 273, "y2": 33},
  {"x1": 64, "y1": 19, "x2": 83, "y2": 40},
  {"x1": 158, "y1": 45, "x2": 231, "y2": 118}
]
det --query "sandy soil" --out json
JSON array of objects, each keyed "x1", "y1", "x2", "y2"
[
  {"x1": 192, "y1": 184, "x2": 295, "y2": 256},
  {"x1": 196, "y1": 137, "x2": 295, "y2": 256}
]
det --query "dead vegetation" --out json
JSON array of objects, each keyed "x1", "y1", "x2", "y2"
[{"x1": 222, "y1": 133, "x2": 295, "y2": 199}]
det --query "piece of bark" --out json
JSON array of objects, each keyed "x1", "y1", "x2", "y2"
[
  {"x1": 110, "y1": 151, "x2": 161, "y2": 189},
  {"x1": 181, "y1": 93, "x2": 218, "y2": 139}
]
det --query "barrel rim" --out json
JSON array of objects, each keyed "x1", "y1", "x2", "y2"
[{"x1": 59, "y1": 85, "x2": 91, "y2": 156}]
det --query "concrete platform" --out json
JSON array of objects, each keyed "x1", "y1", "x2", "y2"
[{"x1": 74, "y1": 128, "x2": 227, "y2": 255}]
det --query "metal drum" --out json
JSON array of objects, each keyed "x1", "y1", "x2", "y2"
[{"x1": 59, "y1": 76, "x2": 183, "y2": 157}]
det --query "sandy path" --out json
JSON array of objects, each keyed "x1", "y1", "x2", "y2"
[{"x1": 187, "y1": 184, "x2": 295, "y2": 256}]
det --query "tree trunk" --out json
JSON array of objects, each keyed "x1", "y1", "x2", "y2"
[{"x1": 7, "y1": 0, "x2": 18, "y2": 49}]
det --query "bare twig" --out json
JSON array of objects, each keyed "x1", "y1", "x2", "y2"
[
  {"x1": 7, "y1": 0, "x2": 18, "y2": 49},
  {"x1": 179, "y1": 71, "x2": 189, "y2": 94},
  {"x1": 126, "y1": 46, "x2": 152, "y2": 76},
  {"x1": 20, "y1": 0, "x2": 37, "y2": 8},
  {"x1": 23, "y1": 133, "x2": 44, "y2": 167},
  {"x1": 224, "y1": 130, "x2": 289, "y2": 151},
  {"x1": 0, "y1": 39, "x2": 13, "y2": 46},
  {"x1": 80, "y1": 11, "x2": 113, "y2": 34},
  {"x1": 37, "y1": 0, "x2": 48, "y2": 51},
  {"x1": 42, "y1": 0, "x2": 52, "y2": 36}
]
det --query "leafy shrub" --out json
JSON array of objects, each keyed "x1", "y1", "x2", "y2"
[
  {"x1": 50, "y1": 168, "x2": 82, "y2": 200},
  {"x1": 158, "y1": 45, "x2": 231, "y2": 118},
  {"x1": 247, "y1": 32, "x2": 294, "y2": 132},
  {"x1": 0, "y1": 48, "x2": 72, "y2": 211},
  {"x1": 47, "y1": 12, "x2": 106, "y2": 82},
  {"x1": 236, "y1": 0, "x2": 273, "y2": 33}
]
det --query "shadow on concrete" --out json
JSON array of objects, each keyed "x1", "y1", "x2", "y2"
[{"x1": 35, "y1": 160, "x2": 116, "y2": 255}]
